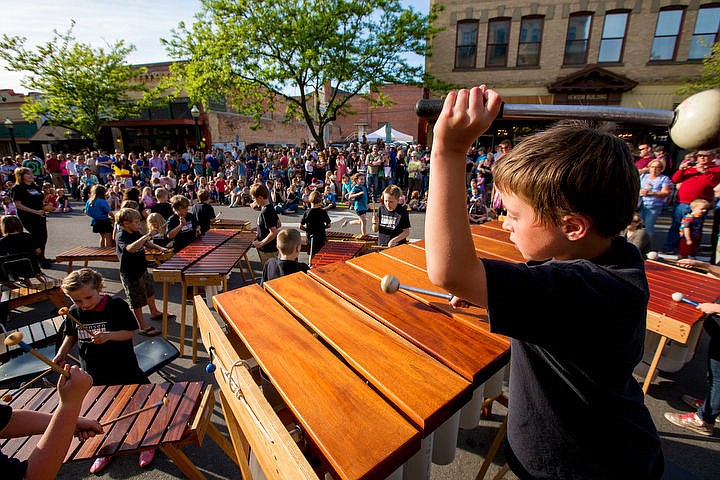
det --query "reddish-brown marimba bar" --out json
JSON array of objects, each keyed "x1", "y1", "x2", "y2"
[
  {"x1": 326, "y1": 231, "x2": 378, "y2": 242},
  {"x1": 184, "y1": 233, "x2": 255, "y2": 275},
  {"x1": 312, "y1": 241, "x2": 365, "y2": 268},
  {"x1": 0, "y1": 382, "x2": 203, "y2": 462},
  {"x1": 155, "y1": 230, "x2": 240, "y2": 272}
]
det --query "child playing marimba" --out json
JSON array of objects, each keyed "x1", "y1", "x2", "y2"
[
  {"x1": 261, "y1": 228, "x2": 309, "y2": 285},
  {"x1": 54, "y1": 268, "x2": 157, "y2": 473},
  {"x1": 425, "y1": 85, "x2": 663, "y2": 478}
]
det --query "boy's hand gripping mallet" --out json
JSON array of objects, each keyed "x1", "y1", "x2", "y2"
[
  {"x1": 4, "y1": 332, "x2": 69, "y2": 378},
  {"x1": 380, "y1": 274, "x2": 453, "y2": 300}
]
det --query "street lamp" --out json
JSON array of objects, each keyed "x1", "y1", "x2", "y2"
[
  {"x1": 4, "y1": 118, "x2": 18, "y2": 156},
  {"x1": 190, "y1": 105, "x2": 200, "y2": 150}
]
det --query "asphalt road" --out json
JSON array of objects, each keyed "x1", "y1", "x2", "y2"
[{"x1": 4, "y1": 201, "x2": 717, "y2": 480}]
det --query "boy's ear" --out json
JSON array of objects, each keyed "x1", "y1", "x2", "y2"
[{"x1": 561, "y1": 214, "x2": 591, "y2": 241}]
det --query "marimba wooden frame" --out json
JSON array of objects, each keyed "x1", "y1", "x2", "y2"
[{"x1": 195, "y1": 295, "x2": 318, "y2": 480}]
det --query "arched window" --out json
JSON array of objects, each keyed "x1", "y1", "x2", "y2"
[
  {"x1": 517, "y1": 16, "x2": 544, "y2": 66},
  {"x1": 455, "y1": 20, "x2": 479, "y2": 69},
  {"x1": 689, "y1": 3, "x2": 720, "y2": 59},
  {"x1": 486, "y1": 17, "x2": 511, "y2": 67},
  {"x1": 564, "y1": 12, "x2": 593, "y2": 65},
  {"x1": 650, "y1": 7, "x2": 685, "y2": 61},
  {"x1": 598, "y1": 10, "x2": 630, "y2": 63}
]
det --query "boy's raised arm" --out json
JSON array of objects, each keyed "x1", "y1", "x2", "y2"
[{"x1": 425, "y1": 86, "x2": 502, "y2": 308}]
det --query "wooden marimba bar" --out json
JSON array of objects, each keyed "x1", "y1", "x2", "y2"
[
  {"x1": 210, "y1": 218, "x2": 251, "y2": 230},
  {"x1": 310, "y1": 241, "x2": 365, "y2": 269},
  {"x1": 465, "y1": 221, "x2": 720, "y2": 394},
  {"x1": 55, "y1": 246, "x2": 171, "y2": 273},
  {"x1": 208, "y1": 240, "x2": 510, "y2": 480},
  {"x1": 326, "y1": 231, "x2": 378, "y2": 243}
]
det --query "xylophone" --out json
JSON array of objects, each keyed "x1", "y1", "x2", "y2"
[
  {"x1": 325, "y1": 231, "x2": 378, "y2": 243},
  {"x1": 56, "y1": 246, "x2": 172, "y2": 273},
  {"x1": 0, "y1": 381, "x2": 235, "y2": 479},
  {"x1": 205, "y1": 240, "x2": 510, "y2": 480},
  {"x1": 460, "y1": 221, "x2": 720, "y2": 394},
  {"x1": 152, "y1": 230, "x2": 256, "y2": 362},
  {"x1": 310, "y1": 241, "x2": 365, "y2": 268}
]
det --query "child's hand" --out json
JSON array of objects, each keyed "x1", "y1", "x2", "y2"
[
  {"x1": 57, "y1": 365, "x2": 93, "y2": 406},
  {"x1": 91, "y1": 332, "x2": 110, "y2": 344},
  {"x1": 52, "y1": 353, "x2": 67, "y2": 368},
  {"x1": 449, "y1": 296, "x2": 472, "y2": 309},
  {"x1": 433, "y1": 85, "x2": 502, "y2": 157},
  {"x1": 75, "y1": 417, "x2": 103, "y2": 441},
  {"x1": 697, "y1": 302, "x2": 720, "y2": 315},
  {"x1": 148, "y1": 228, "x2": 159, "y2": 237}
]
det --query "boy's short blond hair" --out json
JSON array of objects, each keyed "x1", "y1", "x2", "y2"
[
  {"x1": 250, "y1": 183, "x2": 269, "y2": 199},
  {"x1": 277, "y1": 228, "x2": 302, "y2": 255},
  {"x1": 116, "y1": 207, "x2": 142, "y2": 224},
  {"x1": 690, "y1": 198, "x2": 711, "y2": 210},
  {"x1": 197, "y1": 189, "x2": 211, "y2": 202},
  {"x1": 383, "y1": 185, "x2": 402, "y2": 198},
  {"x1": 493, "y1": 121, "x2": 638, "y2": 238},
  {"x1": 170, "y1": 194, "x2": 190, "y2": 210},
  {"x1": 309, "y1": 191, "x2": 322, "y2": 204},
  {"x1": 155, "y1": 188, "x2": 169, "y2": 200},
  {"x1": 62, "y1": 267, "x2": 103, "y2": 294},
  {"x1": 120, "y1": 200, "x2": 139, "y2": 210}
]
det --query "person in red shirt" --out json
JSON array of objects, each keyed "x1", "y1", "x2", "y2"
[
  {"x1": 634, "y1": 144, "x2": 655, "y2": 174},
  {"x1": 662, "y1": 150, "x2": 720, "y2": 253},
  {"x1": 214, "y1": 174, "x2": 227, "y2": 205}
]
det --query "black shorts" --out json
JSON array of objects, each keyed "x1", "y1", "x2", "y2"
[{"x1": 92, "y1": 218, "x2": 113, "y2": 234}]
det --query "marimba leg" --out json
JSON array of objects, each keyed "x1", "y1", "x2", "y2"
[
  {"x1": 643, "y1": 334, "x2": 667, "y2": 394},
  {"x1": 403, "y1": 434, "x2": 433, "y2": 480},
  {"x1": 460, "y1": 385, "x2": 486, "y2": 429},
  {"x1": 180, "y1": 282, "x2": 187, "y2": 357},
  {"x1": 243, "y1": 254, "x2": 255, "y2": 283},
  {"x1": 431, "y1": 410, "x2": 461, "y2": 465},
  {"x1": 161, "y1": 281, "x2": 169, "y2": 339}
]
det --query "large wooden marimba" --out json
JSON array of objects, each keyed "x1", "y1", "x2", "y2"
[
  {"x1": 0, "y1": 381, "x2": 237, "y2": 479},
  {"x1": 210, "y1": 218, "x2": 251, "y2": 230},
  {"x1": 153, "y1": 230, "x2": 256, "y2": 362},
  {"x1": 199, "y1": 238, "x2": 510, "y2": 480},
  {"x1": 462, "y1": 221, "x2": 720, "y2": 394}
]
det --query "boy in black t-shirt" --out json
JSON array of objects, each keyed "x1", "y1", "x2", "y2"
[
  {"x1": 373, "y1": 185, "x2": 410, "y2": 247},
  {"x1": 166, "y1": 194, "x2": 200, "y2": 252},
  {"x1": 300, "y1": 190, "x2": 331, "y2": 255},
  {"x1": 148, "y1": 188, "x2": 173, "y2": 220},
  {"x1": 425, "y1": 86, "x2": 663, "y2": 479},
  {"x1": 261, "y1": 228, "x2": 309, "y2": 285},
  {"x1": 115, "y1": 208, "x2": 170, "y2": 336},
  {"x1": 250, "y1": 183, "x2": 280, "y2": 267},
  {"x1": 191, "y1": 189, "x2": 216, "y2": 234}
]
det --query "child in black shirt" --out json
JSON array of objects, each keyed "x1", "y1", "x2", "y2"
[
  {"x1": 191, "y1": 189, "x2": 217, "y2": 234},
  {"x1": 166, "y1": 194, "x2": 200, "y2": 252},
  {"x1": 300, "y1": 190, "x2": 331, "y2": 255},
  {"x1": 373, "y1": 185, "x2": 410, "y2": 247},
  {"x1": 261, "y1": 228, "x2": 309, "y2": 285}
]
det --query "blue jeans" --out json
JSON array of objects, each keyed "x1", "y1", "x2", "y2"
[
  {"x1": 640, "y1": 204, "x2": 663, "y2": 237},
  {"x1": 698, "y1": 336, "x2": 720, "y2": 424},
  {"x1": 662, "y1": 203, "x2": 691, "y2": 251},
  {"x1": 366, "y1": 173, "x2": 378, "y2": 200}
]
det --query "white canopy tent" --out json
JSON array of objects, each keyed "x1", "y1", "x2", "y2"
[{"x1": 365, "y1": 126, "x2": 414, "y2": 142}]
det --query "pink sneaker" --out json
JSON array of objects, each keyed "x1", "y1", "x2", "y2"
[
  {"x1": 89, "y1": 455, "x2": 113, "y2": 474},
  {"x1": 664, "y1": 411, "x2": 714, "y2": 436},
  {"x1": 138, "y1": 449, "x2": 156, "y2": 468}
]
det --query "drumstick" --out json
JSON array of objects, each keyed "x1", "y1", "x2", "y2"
[
  {"x1": 1, "y1": 353, "x2": 83, "y2": 402},
  {"x1": 101, "y1": 397, "x2": 169, "y2": 426},
  {"x1": 59, "y1": 307, "x2": 95, "y2": 336},
  {"x1": 671, "y1": 292, "x2": 700, "y2": 307},
  {"x1": 4, "y1": 333, "x2": 70, "y2": 378},
  {"x1": 380, "y1": 274, "x2": 453, "y2": 300}
]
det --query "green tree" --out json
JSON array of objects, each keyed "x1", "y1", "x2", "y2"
[
  {"x1": 676, "y1": 42, "x2": 720, "y2": 95},
  {"x1": 0, "y1": 22, "x2": 152, "y2": 147},
  {"x1": 163, "y1": 0, "x2": 441, "y2": 147}
]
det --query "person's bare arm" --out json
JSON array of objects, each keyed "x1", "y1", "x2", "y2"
[{"x1": 425, "y1": 86, "x2": 502, "y2": 308}]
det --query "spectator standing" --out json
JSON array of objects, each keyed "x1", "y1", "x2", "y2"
[
  {"x1": 10, "y1": 167, "x2": 50, "y2": 267},
  {"x1": 638, "y1": 159, "x2": 673, "y2": 237}
]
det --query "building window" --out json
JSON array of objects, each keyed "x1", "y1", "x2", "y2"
[
  {"x1": 689, "y1": 4, "x2": 720, "y2": 59},
  {"x1": 564, "y1": 13, "x2": 593, "y2": 65},
  {"x1": 455, "y1": 21, "x2": 478, "y2": 69},
  {"x1": 486, "y1": 18, "x2": 511, "y2": 67},
  {"x1": 517, "y1": 16, "x2": 544, "y2": 66},
  {"x1": 598, "y1": 11, "x2": 629, "y2": 63},
  {"x1": 650, "y1": 7, "x2": 685, "y2": 61}
]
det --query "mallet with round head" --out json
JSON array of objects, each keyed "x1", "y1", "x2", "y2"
[
  {"x1": 1, "y1": 352, "x2": 85, "y2": 402},
  {"x1": 101, "y1": 397, "x2": 169, "y2": 427},
  {"x1": 380, "y1": 274, "x2": 453, "y2": 300},
  {"x1": 415, "y1": 88, "x2": 720, "y2": 151},
  {"x1": 58, "y1": 307, "x2": 95, "y2": 336},
  {"x1": 4, "y1": 332, "x2": 69, "y2": 378},
  {"x1": 671, "y1": 292, "x2": 699, "y2": 307}
]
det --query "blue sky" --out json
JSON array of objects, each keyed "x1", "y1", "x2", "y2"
[{"x1": 0, "y1": 0, "x2": 429, "y2": 94}]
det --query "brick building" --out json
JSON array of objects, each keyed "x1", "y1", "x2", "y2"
[{"x1": 425, "y1": 0, "x2": 719, "y2": 148}]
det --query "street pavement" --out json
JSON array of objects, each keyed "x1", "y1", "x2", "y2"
[{"x1": 4, "y1": 201, "x2": 718, "y2": 479}]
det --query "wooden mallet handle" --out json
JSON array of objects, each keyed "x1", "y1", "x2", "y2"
[
  {"x1": 2, "y1": 354, "x2": 83, "y2": 402},
  {"x1": 4, "y1": 333, "x2": 70, "y2": 378},
  {"x1": 58, "y1": 307, "x2": 95, "y2": 336},
  {"x1": 101, "y1": 397, "x2": 169, "y2": 427}
]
